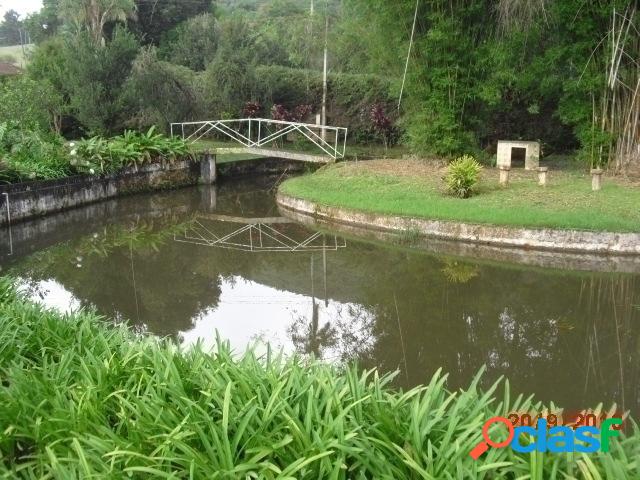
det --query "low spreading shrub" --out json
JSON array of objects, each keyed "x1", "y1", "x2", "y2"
[
  {"x1": 445, "y1": 154, "x2": 483, "y2": 198},
  {"x1": 73, "y1": 126, "x2": 192, "y2": 174},
  {"x1": 0, "y1": 123, "x2": 192, "y2": 183},
  {"x1": 0, "y1": 277, "x2": 637, "y2": 479}
]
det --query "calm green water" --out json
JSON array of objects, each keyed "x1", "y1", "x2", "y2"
[{"x1": 2, "y1": 176, "x2": 639, "y2": 415}]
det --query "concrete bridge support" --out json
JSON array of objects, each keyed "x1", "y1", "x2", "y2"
[{"x1": 200, "y1": 153, "x2": 217, "y2": 185}]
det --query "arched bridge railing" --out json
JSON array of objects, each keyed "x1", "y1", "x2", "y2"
[{"x1": 170, "y1": 118, "x2": 348, "y2": 161}]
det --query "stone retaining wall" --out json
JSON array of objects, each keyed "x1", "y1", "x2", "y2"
[
  {"x1": 277, "y1": 193, "x2": 640, "y2": 256},
  {"x1": 0, "y1": 159, "x2": 201, "y2": 227},
  {"x1": 0, "y1": 156, "x2": 309, "y2": 228}
]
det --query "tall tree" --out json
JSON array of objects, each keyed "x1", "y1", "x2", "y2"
[
  {"x1": 0, "y1": 10, "x2": 23, "y2": 46},
  {"x1": 64, "y1": 27, "x2": 139, "y2": 133},
  {"x1": 59, "y1": 0, "x2": 136, "y2": 46},
  {"x1": 24, "y1": 0, "x2": 63, "y2": 43}
]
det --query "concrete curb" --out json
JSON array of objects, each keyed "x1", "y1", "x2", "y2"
[{"x1": 276, "y1": 193, "x2": 640, "y2": 255}]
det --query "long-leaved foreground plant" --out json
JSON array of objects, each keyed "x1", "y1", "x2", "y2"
[{"x1": 0, "y1": 277, "x2": 637, "y2": 479}]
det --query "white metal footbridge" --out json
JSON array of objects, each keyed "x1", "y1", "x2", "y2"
[{"x1": 170, "y1": 118, "x2": 348, "y2": 164}]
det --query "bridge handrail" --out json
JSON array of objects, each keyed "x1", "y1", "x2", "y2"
[{"x1": 170, "y1": 118, "x2": 348, "y2": 160}]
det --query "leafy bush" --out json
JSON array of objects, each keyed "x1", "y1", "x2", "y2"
[
  {"x1": 158, "y1": 13, "x2": 219, "y2": 71},
  {"x1": 0, "y1": 277, "x2": 638, "y2": 478},
  {"x1": 74, "y1": 127, "x2": 192, "y2": 174},
  {"x1": 0, "y1": 122, "x2": 71, "y2": 183},
  {"x1": 64, "y1": 28, "x2": 140, "y2": 135},
  {"x1": 0, "y1": 77, "x2": 65, "y2": 133},
  {"x1": 123, "y1": 47, "x2": 201, "y2": 131},
  {"x1": 444, "y1": 154, "x2": 483, "y2": 198}
]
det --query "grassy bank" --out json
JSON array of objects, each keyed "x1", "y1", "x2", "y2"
[
  {"x1": 0, "y1": 44, "x2": 33, "y2": 67},
  {"x1": 279, "y1": 160, "x2": 640, "y2": 232},
  {"x1": 0, "y1": 279, "x2": 638, "y2": 478}
]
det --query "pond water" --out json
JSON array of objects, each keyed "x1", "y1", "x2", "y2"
[{"x1": 1, "y1": 176, "x2": 639, "y2": 416}]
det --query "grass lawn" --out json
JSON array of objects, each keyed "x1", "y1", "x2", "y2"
[
  {"x1": 191, "y1": 138, "x2": 409, "y2": 163},
  {"x1": 191, "y1": 139, "x2": 265, "y2": 164},
  {"x1": 280, "y1": 158, "x2": 640, "y2": 232}
]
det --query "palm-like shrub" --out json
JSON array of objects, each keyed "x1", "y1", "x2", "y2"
[{"x1": 444, "y1": 154, "x2": 483, "y2": 198}]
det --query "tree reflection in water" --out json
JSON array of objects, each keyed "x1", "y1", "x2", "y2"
[{"x1": 288, "y1": 253, "x2": 376, "y2": 363}]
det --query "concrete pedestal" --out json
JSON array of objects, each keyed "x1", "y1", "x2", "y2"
[
  {"x1": 499, "y1": 165, "x2": 511, "y2": 186},
  {"x1": 591, "y1": 169, "x2": 603, "y2": 191},
  {"x1": 538, "y1": 167, "x2": 549, "y2": 186}
]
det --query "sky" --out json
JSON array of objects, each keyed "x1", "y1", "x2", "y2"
[{"x1": 0, "y1": 0, "x2": 42, "y2": 18}]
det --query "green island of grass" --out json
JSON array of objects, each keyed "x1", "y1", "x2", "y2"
[
  {"x1": 279, "y1": 159, "x2": 640, "y2": 233},
  {"x1": 0, "y1": 277, "x2": 638, "y2": 478}
]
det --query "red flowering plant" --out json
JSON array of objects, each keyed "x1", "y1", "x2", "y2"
[
  {"x1": 270, "y1": 104, "x2": 291, "y2": 122},
  {"x1": 370, "y1": 103, "x2": 397, "y2": 150},
  {"x1": 242, "y1": 102, "x2": 261, "y2": 118},
  {"x1": 291, "y1": 105, "x2": 312, "y2": 123}
]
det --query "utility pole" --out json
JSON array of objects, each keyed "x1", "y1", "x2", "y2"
[
  {"x1": 309, "y1": 0, "x2": 314, "y2": 65},
  {"x1": 321, "y1": 2, "x2": 328, "y2": 141},
  {"x1": 19, "y1": 29, "x2": 26, "y2": 68},
  {"x1": 307, "y1": 0, "x2": 315, "y2": 95}
]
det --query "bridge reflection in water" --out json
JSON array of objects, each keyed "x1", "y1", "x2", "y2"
[{"x1": 174, "y1": 214, "x2": 346, "y2": 253}]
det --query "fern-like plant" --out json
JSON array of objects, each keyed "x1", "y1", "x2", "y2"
[{"x1": 444, "y1": 154, "x2": 483, "y2": 198}]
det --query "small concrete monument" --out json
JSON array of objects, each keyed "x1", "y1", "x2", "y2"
[
  {"x1": 591, "y1": 168, "x2": 603, "y2": 191},
  {"x1": 497, "y1": 140, "x2": 540, "y2": 170},
  {"x1": 538, "y1": 167, "x2": 549, "y2": 187},
  {"x1": 499, "y1": 165, "x2": 511, "y2": 186}
]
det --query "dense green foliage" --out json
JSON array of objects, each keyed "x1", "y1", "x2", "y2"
[
  {"x1": 0, "y1": 76, "x2": 63, "y2": 133},
  {"x1": 445, "y1": 155, "x2": 483, "y2": 198},
  {"x1": 158, "y1": 13, "x2": 219, "y2": 71},
  {"x1": 340, "y1": 0, "x2": 638, "y2": 166},
  {"x1": 0, "y1": 0, "x2": 637, "y2": 167},
  {"x1": 132, "y1": 0, "x2": 213, "y2": 46},
  {"x1": 280, "y1": 161, "x2": 640, "y2": 232},
  {"x1": 123, "y1": 48, "x2": 201, "y2": 130},
  {"x1": 5, "y1": 0, "x2": 388, "y2": 139},
  {"x1": 253, "y1": 66, "x2": 395, "y2": 141},
  {"x1": 0, "y1": 277, "x2": 638, "y2": 478}
]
